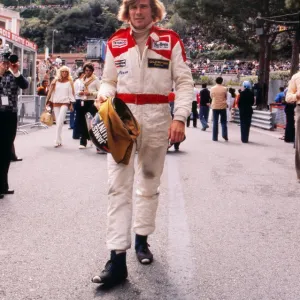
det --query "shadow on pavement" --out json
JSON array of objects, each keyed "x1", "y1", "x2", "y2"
[{"x1": 166, "y1": 150, "x2": 187, "y2": 155}]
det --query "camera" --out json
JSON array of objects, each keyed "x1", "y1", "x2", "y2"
[{"x1": 0, "y1": 44, "x2": 18, "y2": 64}]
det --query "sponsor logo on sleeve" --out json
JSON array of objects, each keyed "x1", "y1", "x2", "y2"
[
  {"x1": 112, "y1": 38, "x2": 128, "y2": 48},
  {"x1": 115, "y1": 60, "x2": 126, "y2": 68},
  {"x1": 148, "y1": 59, "x2": 170, "y2": 69},
  {"x1": 151, "y1": 35, "x2": 171, "y2": 51}
]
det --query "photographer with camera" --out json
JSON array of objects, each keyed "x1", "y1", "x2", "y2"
[{"x1": 0, "y1": 46, "x2": 28, "y2": 199}]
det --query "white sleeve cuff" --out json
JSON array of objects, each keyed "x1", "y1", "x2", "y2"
[{"x1": 9, "y1": 69, "x2": 21, "y2": 77}]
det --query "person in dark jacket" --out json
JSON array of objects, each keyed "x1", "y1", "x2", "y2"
[
  {"x1": 238, "y1": 81, "x2": 255, "y2": 143},
  {"x1": 0, "y1": 50, "x2": 28, "y2": 199},
  {"x1": 187, "y1": 84, "x2": 199, "y2": 128},
  {"x1": 283, "y1": 86, "x2": 295, "y2": 143},
  {"x1": 199, "y1": 83, "x2": 211, "y2": 131}
]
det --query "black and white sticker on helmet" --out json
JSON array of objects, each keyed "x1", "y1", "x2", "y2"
[{"x1": 86, "y1": 113, "x2": 109, "y2": 152}]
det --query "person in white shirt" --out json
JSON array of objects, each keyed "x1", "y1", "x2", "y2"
[
  {"x1": 46, "y1": 66, "x2": 75, "y2": 147},
  {"x1": 55, "y1": 56, "x2": 62, "y2": 66}
]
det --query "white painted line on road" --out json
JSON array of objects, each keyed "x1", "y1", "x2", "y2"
[{"x1": 167, "y1": 156, "x2": 195, "y2": 297}]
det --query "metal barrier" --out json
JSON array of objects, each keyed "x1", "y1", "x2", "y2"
[
  {"x1": 232, "y1": 108, "x2": 274, "y2": 130},
  {"x1": 269, "y1": 104, "x2": 286, "y2": 129},
  {"x1": 17, "y1": 95, "x2": 48, "y2": 134}
]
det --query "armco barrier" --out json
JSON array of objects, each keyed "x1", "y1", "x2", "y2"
[
  {"x1": 269, "y1": 104, "x2": 286, "y2": 129},
  {"x1": 232, "y1": 108, "x2": 274, "y2": 130}
]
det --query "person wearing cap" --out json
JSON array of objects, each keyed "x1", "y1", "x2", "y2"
[
  {"x1": 286, "y1": 70, "x2": 300, "y2": 182},
  {"x1": 92, "y1": 0, "x2": 193, "y2": 286},
  {"x1": 238, "y1": 81, "x2": 255, "y2": 143},
  {"x1": 0, "y1": 50, "x2": 28, "y2": 199}
]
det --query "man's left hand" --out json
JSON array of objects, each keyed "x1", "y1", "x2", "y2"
[
  {"x1": 168, "y1": 120, "x2": 185, "y2": 143},
  {"x1": 9, "y1": 62, "x2": 20, "y2": 74}
]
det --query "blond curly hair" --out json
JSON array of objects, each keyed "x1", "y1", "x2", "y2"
[
  {"x1": 55, "y1": 66, "x2": 73, "y2": 82},
  {"x1": 118, "y1": 0, "x2": 166, "y2": 23}
]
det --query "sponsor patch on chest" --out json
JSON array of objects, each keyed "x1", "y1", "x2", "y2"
[
  {"x1": 115, "y1": 60, "x2": 126, "y2": 68},
  {"x1": 151, "y1": 35, "x2": 171, "y2": 51},
  {"x1": 148, "y1": 59, "x2": 170, "y2": 69},
  {"x1": 112, "y1": 38, "x2": 128, "y2": 48}
]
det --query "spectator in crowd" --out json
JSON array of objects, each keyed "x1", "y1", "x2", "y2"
[
  {"x1": 46, "y1": 66, "x2": 75, "y2": 148},
  {"x1": 91, "y1": 0, "x2": 193, "y2": 286},
  {"x1": 274, "y1": 87, "x2": 285, "y2": 103},
  {"x1": 168, "y1": 88, "x2": 175, "y2": 118},
  {"x1": 238, "y1": 81, "x2": 255, "y2": 143},
  {"x1": 199, "y1": 83, "x2": 211, "y2": 131},
  {"x1": 73, "y1": 71, "x2": 84, "y2": 139},
  {"x1": 187, "y1": 84, "x2": 199, "y2": 128},
  {"x1": 78, "y1": 63, "x2": 100, "y2": 149},
  {"x1": 43, "y1": 70, "x2": 50, "y2": 83},
  {"x1": 283, "y1": 86, "x2": 295, "y2": 143},
  {"x1": 210, "y1": 77, "x2": 228, "y2": 141},
  {"x1": 227, "y1": 87, "x2": 236, "y2": 122},
  {"x1": 49, "y1": 66, "x2": 57, "y2": 83},
  {"x1": 37, "y1": 80, "x2": 49, "y2": 96},
  {"x1": 286, "y1": 71, "x2": 300, "y2": 182},
  {"x1": 55, "y1": 56, "x2": 62, "y2": 66},
  {"x1": 0, "y1": 49, "x2": 28, "y2": 199}
]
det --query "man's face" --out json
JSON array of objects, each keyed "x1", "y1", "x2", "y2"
[
  {"x1": 84, "y1": 68, "x2": 93, "y2": 78},
  {"x1": 129, "y1": 0, "x2": 153, "y2": 30},
  {"x1": 0, "y1": 61, "x2": 10, "y2": 71},
  {"x1": 43, "y1": 81, "x2": 49, "y2": 88}
]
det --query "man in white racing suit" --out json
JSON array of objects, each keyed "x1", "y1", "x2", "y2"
[{"x1": 92, "y1": 0, "x2": 194, "y2": 286}]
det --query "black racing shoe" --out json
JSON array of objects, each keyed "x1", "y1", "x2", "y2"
[
  {"x1": 91, "y1": 251, "x2": 128, "y2": 285},
  {"x1": 135, "y1": 234, "x2": 153, "y2": 265}
]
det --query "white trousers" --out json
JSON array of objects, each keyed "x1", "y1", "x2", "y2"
[
  {"x1": 106, "y1": 103, "x2": 171, "y2": 251},
  {"x1": 53, "y1": 105, "x2": 68, "y2": 144}
]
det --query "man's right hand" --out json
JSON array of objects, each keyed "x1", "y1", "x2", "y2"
[{"x1": 94, "y1": 95, "x2": 108, "y2": 110}]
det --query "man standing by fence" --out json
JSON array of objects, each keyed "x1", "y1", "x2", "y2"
[
  {"x1": 286, "y1": 71, "x2": 300, "y2": 182},
  {"x1": 0, "y1": 50, "x2": 28, "y2": 199}
]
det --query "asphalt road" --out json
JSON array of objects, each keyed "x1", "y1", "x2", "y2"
[{"x1": 0, "y1": 122, "x2": 299, "y2": 300}]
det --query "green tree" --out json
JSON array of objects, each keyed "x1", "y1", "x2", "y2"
[
  {"x1": 20, "y1": 0, "x2": 120, "y2": 53},
  {"x1": 20, "y1": 18, "x2": 47, "y2": 51}
]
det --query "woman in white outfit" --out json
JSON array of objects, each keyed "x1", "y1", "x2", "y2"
[{"x1": 46, "y1": 66, "x2": 75, "y2": 147}]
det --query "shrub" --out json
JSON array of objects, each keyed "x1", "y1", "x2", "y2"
[
  {"x1": 270, "y1": 71, "x2": 290, "y2": 81},
  {"x1": 192, "y1": 74, "x2": 214, "y2": 85}
]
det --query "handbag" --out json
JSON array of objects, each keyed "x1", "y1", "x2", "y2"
[{"x1": 40, "y1": 110, "x2": 54, "y2": 126}]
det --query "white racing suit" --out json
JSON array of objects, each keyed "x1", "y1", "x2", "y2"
[{"x1": 98, "y1": 25, "x2": 194, "y2": 250}]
